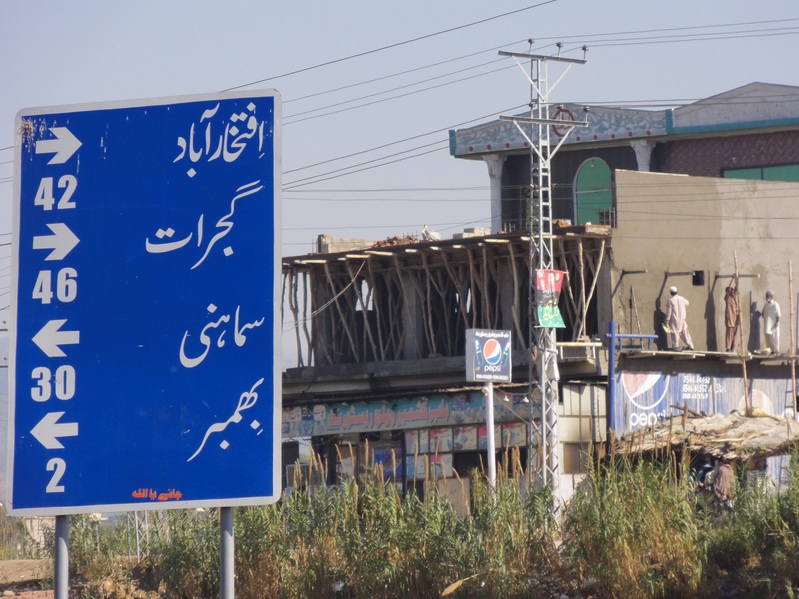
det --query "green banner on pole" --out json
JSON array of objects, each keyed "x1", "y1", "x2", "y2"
[{"x1": 535, "y1": 269, "x2": 566, "y2": 328}]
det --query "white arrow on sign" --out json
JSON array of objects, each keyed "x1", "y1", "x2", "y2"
[
  {"x1": 31, "y1": 411, "x2": 79, "y2": 449},
  {"x1": 32, "y1": 319, "x2": 80, "y2": 358},
  {"x1": 32, "y1": 223, "x2": 80, "y2": 261},
  {"x1": 35, "y1": 126, "x2": 82, "y2": 165}
]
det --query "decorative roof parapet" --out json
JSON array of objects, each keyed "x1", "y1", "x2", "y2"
[{"x1": 450, "y1": 104, "x2": 667, "y2": 158}]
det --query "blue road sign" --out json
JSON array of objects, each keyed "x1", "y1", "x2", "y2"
[{"x1": 8, "y1": 91, "x2": 282, "y2": 515}]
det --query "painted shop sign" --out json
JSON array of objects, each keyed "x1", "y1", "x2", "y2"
[{"x1": 282, "y1": 391, "x2": 531, "y2": 438}]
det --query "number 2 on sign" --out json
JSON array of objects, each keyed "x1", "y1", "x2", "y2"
[{"x1": 46, "y1": 458, "x2": 66, "y2": 493}]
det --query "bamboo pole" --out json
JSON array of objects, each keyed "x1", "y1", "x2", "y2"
[
  {"x1": 790, "y1": 261, "x2": 797, "y2": 415},
  {"x1": 345, "y1": 261, "x2": 380, "y2": 361},
  {"x1": 288, "y1": 271, "x2": 304, "y2": 367},
  {"x1": 366, "y1": 260, "x2": 387, "y2": 361},
  {"x1": 483, "y1": 244, "x2": 502, "y2": 328},
  {"x1": 324, "y1": 262, "x2": 359, "y2": 362},
  {"x1": 579, "y1": 239, "x2": 606, "y2": 340},
  {"x1": 441, "y1": 252, "x2": 471, "y2": 331},
  {"x1": 578, "y1": 238, "x2": 587, "y2": 339},
  {"x1": 555, "y1": 239, "x2": 580, "y2": 339},
  {"x1": 734, "y1": 251, "x2": 751, "y2": 416},
  {"x1": 389, "y1": 270, "x2": 405, "y2": 359},
  {"x1": 301, "y1": 272, "x2": 313, "y2": 365},
  {"x1": 631, "y1": 286, "x2": 643, "y2": 335},
  {"x1": 419, "y1": 254, "x2": 438, "y2": 354},
  {"x1": 426, "y1": 263, "x2": 454, "y2": 355},
  {"x1": 506, "y1": 242, "x2": 526, "y2": 344},
  {"x1": 466, "y1": 248, "x2": 479, "y2": 328},
  {"x1": 481, "y1": 244, "x2": 492, "y2": 326}
]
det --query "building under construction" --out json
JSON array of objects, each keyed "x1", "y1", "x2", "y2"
[
  {"x1": 282, "y1": 224, "x2": 609, "y2": 503},
  {"x1": 281, "y1": 79, "x2": 799, "y2": 502}
]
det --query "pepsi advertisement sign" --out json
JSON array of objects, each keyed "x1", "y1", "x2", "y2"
[{"x1": 465, "y1": 329, "x2": 512, "y2": 383}]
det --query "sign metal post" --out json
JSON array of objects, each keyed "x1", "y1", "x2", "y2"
[{"x1": 466, "y1": 329, "x2": 512, "y2": 492}]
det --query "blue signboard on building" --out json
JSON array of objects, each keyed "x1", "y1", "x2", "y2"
[
  {"x1": 612, "y1": 370, "x2": 792, "y2": 434},
  {"x1": 8, "y1": 91, "x2": 281, "y2": 515}
]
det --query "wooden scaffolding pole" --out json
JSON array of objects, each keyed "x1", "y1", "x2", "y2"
[
  {"x1": 324, "y1": 262, "x2": 360, "y2": 362},
  {"x1": 790, "y1": 261, "x2": 797, "y2": 414},
  {"x1": 734, "y1": 252, "x2": 751, "y2": 416}
]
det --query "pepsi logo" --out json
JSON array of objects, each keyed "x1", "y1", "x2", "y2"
[
  {"x1": 621, "y1": 372, "x2": 669, "y2": 410},
  {"x1": 483, "y1": 339, "x2": 502, "y2": 365}
]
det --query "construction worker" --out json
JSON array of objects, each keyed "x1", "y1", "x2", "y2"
[
  {"x1": 763, "y1": 290, "x2": 781, "y2": 354},
  {"x1": 724, "y1": 281, "x2": 740, "y2": 352},
  {"x1": 665, "y1": 286, "x2": 694, "y2": 351}
]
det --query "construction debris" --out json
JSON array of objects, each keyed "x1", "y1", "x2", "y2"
[
  {"x1": 370, "y1": 234, "x2": 419, "y2": 248},
  {"x1": 614, "y1": 407, "x2": 799, "y2": 461}
]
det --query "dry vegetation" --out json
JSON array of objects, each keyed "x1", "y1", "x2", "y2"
[{"x1": 5, "y1": 448, "x2": 799, "y2": 598}]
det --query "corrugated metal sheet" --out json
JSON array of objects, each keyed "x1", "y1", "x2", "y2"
[{"x1": 613, "y1": 371, "x2": 792, "y2": 435}]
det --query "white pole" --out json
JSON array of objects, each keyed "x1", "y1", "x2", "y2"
[
  {"x1": 486, "y1": 382, "x2": 497, "y2": 494},
  {"x1": 54, "y1": 515, "x2": 68, "y2": 599},
  {"x1": 220, "y1": 507, "x2": 234, "y2": 599}
]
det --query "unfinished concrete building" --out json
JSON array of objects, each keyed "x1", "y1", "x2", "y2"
[{"x1": 282, "y1": 226, "x2": 610, "y2": 499}]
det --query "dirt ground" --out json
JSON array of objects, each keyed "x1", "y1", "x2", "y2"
[
  {"x1": 0, "y1": 560, "x2": 49, "y2": 585},
  {"x1": 0, "y1": 560, "x2": 160, "y2": 598},
  {"x1": 0, "y1": 560, "x2": 52, "y2": 597}
]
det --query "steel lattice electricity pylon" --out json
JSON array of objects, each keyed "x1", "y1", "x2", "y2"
[
  {"x1": 499, "y1": 42, "x2": 587, "y2": 495},
  {"x1": 127, "y1": 510, "x2": 150, "y2": 562}
]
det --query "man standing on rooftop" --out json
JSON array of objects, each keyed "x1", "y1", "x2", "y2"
[
  {"x1": 665, "y1": 286, "x2": 694, "y2": 351},
  {"x1": 763, "y1": 290, "x2": 781, "y2": 354},
  {"x1": 724, "y1": 281, "x2": 740, "y2": 352}
]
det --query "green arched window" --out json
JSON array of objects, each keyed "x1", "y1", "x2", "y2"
[{"x1": 574, "y1": 158, "x2": 613, "y2": 226}]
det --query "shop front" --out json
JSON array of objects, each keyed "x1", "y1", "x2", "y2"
[{"x1": 282, "y1": 389, "x2": 532, "y2": 505}]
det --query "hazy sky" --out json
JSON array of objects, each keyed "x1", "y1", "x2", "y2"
[{"x1": 1, "y1": 0, "x2": 798, "y2": 357}]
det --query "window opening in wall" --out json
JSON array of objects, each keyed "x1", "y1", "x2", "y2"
[
  {"x1": 562, "y1": 442, "x2": 591, "y2": 474},
  {"x1": 355, "y1": 279, "x2": 374, "y2": 312},
  {"x1": 574, "y1": 157, "x2": 613, "y2": 226},
  {"x1": 723, "y1": 164, "x2": 799, "y2": 182}
]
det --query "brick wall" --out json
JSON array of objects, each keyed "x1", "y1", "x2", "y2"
[{"x1": 661, "y1": 130, "x2": 799, "y2": 177}]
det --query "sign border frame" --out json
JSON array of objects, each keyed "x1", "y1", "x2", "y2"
[{"x1": 8, "y1": 89, "x2": 282, "y2": 516}]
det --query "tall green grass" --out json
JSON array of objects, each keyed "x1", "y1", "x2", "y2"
[
  {"x1": 704, "y1": 453, "x2": 799, "y2": 597},
  {"x1": 562, "y1": 453, "x2": 705, "y2": 598},
  {"x1": 14, "y1": 448, "x2": 799, "y2": 598},
  {"x1": 154, "y1": 447, "x2": 564, "y2": 598}
]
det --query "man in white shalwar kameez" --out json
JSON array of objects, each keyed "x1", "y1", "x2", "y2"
[
  {"x1": 763, "y1": 290, "x2": 781, "y2": 354},
  {"x1": 665, "y1": 286, "x2": 694, "y2": 350}
]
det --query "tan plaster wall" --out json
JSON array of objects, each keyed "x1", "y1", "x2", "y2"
[{"x1": 611, "y1": 170, "x2": 799, "y2": 353}]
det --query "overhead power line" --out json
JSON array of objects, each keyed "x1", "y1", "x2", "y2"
[
  {"x1": 531, "y1": 17, "x2": 799, "y2": 43},
  {"x1": 587, "y1": 29, "x2": 799, "y2": 49},
  {"x1": 287, "y1": 196, "x2": 487, "y2": 203},
  {"x1": 222, "y1": 1, "x2": 558, "y2": 91},
  {"x1": 283, "y1": 217, "x2": 490, "y2": 234},
  {"x1": 284, "y1": 146, "x2": 445, "y2": 190},
  {"x1": 283, "y1": 186, "x2": 490, "y2": 193},
  {"x1": 284, "y1": 62, "x2": 517, "y2": 125},
  {"x1": 284, "y1": 56, "x2": 510, "y2": 120},
  {"x1": 285, "y1": 139, "x2": 448, "y2": 187},
  {"x1": 285, "y1": 38, "x2": 532, "y2": 105},
  {"x1": 285, "y1": 103, "x2": 525, "y2": 174}
]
